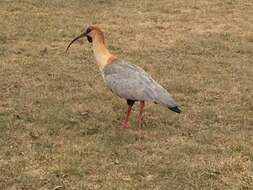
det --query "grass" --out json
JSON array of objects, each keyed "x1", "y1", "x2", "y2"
[{"x1": 0, "y1": 0, "x2": 252, "y2": 189}]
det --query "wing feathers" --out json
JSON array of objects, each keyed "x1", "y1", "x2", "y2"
[{"x1": 103, "y1": 61, "x2": 179, "y2": 108}]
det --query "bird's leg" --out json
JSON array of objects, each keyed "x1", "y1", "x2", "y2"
[
  {"x1": 137, "y1": 101, "x2": 145, "y2": 128},
  {"x1": 122, "y1": 100, "x2": 135, "y2": 128},
  {"x1": 122, "y1": 106, "x2": 132, "y2": 128}
]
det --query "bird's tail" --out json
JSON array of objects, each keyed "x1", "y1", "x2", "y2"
[
  {"x1": 169, "y1": 106, "x2": 181, "y2": 113},
  {"x1": 152, "y1": 83, "x2": 181, "y2": 113},
  {"x1": 154, "y1": 89, "x2": 181, "y2": 113}
]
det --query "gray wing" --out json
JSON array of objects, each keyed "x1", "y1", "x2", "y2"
[{"x1": 103, "y1": 60, "x2": 179, "y2": 108}]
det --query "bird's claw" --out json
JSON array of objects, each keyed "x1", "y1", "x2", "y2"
[
  {"x1": 121, "y1": 123, "x2": 129, "y2": 128},
  {"x1": 137, "y1": 115, "x2": 144, "y2": 128}
]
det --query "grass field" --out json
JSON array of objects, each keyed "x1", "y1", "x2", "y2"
[{"x1": 0, "y1": 0, "x2": 252, "y2": 189}]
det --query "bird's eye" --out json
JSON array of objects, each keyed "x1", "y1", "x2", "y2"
[{"x1": 86, "y1": 28, "x2": 92, "y2": 34}]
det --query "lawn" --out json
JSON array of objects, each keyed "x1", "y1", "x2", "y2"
[{"x1": 0, "y1": 0, "x2": 252, "y2": 189}]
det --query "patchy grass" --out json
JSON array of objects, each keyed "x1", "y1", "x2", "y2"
[{"x1": 0, "y1": 0, "x2": 252, "y2": 189}]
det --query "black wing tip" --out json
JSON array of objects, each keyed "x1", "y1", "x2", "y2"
[{"x1": 169, "y1": 106, "x2": 181, "y2": 113}]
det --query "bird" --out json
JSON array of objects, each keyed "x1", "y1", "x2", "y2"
[{"x1": 66, "y1": 26, "x2": 181, "y2": 128}]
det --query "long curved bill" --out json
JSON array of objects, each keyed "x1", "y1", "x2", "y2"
[{"x1": 65, "y1": 31, "x2": 87, "y2": 53}]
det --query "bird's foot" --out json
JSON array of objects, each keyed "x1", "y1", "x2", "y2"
[
  {"x1": 137, "y1": 115, "x2": 144, "y2": 128},
  {"x1": 121, "y1": 122, "x2": 129, "y2": 128}
]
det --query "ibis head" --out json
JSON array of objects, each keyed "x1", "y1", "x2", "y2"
[
  {"x1": 66, "y1": 26, "x2": 105, "y2": 52},
  {"x1": 66, "y1": 26, "x2": 115, "y2": 71}
]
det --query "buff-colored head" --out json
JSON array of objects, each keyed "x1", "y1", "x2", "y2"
[
  {"x1": 66, "y1": 26, "x2": 105, "y2": 52},
  {"x1": 66, "y1": 25, "x2": 117, "y2": 70},
  {"x1": 85, "y1": 26, "x2": 105, "y2": 44}
]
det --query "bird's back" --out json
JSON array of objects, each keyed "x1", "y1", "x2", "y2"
[{"x1": 103, "y1": 60, "x2": 179, "y2": 109}]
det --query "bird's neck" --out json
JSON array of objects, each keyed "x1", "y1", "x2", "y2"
[{"x1": 92, "y1": 37, "x2": 117, "y2": 71}]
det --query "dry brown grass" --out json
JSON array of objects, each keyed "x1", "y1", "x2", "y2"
[{"x1": 0, "y1": 0, "x2": 252, "y2": 189}]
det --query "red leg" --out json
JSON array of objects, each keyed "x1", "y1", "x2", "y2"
[
  {"x1": 137, "y1": 101, "x2": 145, "y2": 128},
  {"x1": 122, "y1": 104, "x2": 133, "y2": 128}
]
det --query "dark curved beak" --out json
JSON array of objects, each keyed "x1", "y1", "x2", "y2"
[{"x1": 65, "y1": 31, "x2": 87, "y2": 53}]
